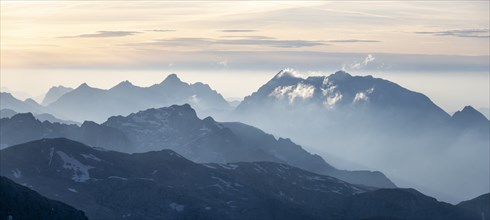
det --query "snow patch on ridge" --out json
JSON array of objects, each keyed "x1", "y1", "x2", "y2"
[
  {"x1": 12, "y1": 169, "x2": 22, "y2": 178},
  {"x1": 169, "y1": 202, "x2": 185, "y2": 212},
  {"x1": 56, "y1": 151, "x2": 93, "y2": 182},
  {"x1": 81, "y1": 153, "x2": 102, "y2": 162}
]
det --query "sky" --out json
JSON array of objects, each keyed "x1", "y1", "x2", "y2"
[{"x1": 1, "y1": 1, "x2": 489, "y2": 112}]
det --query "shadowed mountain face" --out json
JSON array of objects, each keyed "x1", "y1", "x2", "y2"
[
  {"x1": 233, "y1": 69, "x2": 490, "y2": 203},
  {"x1": 46, "y1": 74, "x2": 231, "y2": 122},
  {"x1": 457, "y1": 193, "x2": 490, "y2": 220},
  {"x1": 0, "y1": 176, "x2": 88, "y2": 220},
  {"x1": 0, "y1": 105, "x2": 395, "y2": 188},
  {"x1": 0, "y1": 113, "x2": 131, "y2": 151},
  {"x1": 0, "y1": 138, "x2": 477, "y2": 220},
  {"x1": 103, "y1": 104, "x2": 396, "y2": 188}
]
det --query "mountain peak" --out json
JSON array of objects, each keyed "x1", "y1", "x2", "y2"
[
  {"x1": 1, "y1": 92, "x2": 15, "y2": 99},
  {"x1": 111, "y1": 80, "x2": 134, "y2": 90},
  {"x1": 77, "y1": 83, "x2": 92, "y2": 90},
  {"x1": 24, "y1": 98, "x2": 39, "y2": 105},
  {"x1": 328, "y1": 70, "x2": 352, "y2": 80},
  {"x1": 461, "y1": 105, "x2": 477, "y2": 113},
  {"x1": 274, "y1": 68, "x2": 303, "y2": 79},
  {"x1": 453, "y1": 105, "x2": 487, "y2": 120},
  {"x1": 161, "y1": 73, "x2": 184, "y2": 85},
  {"x1": 11, "y1": 112, "x2": 37, "y2": 122}
]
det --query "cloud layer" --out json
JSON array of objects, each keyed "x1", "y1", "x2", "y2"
[
  {"x1": 414, "y1": 29, "x2": 490, "y2": 38},
  {"x1": 59, "y1": 31, "x2": 141, "y2": 38}
]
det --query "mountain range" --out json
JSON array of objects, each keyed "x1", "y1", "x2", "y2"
[
  {"x1": 46, "y1": 74, "x2": 231, "y2": 122},
  {"x1": 0, "y1": 105, "x2": 395, "y2": 188},
  {"x1": 0, "y1": 138, "x2": 484, "y2": 220},
  {"x1": 1, "y1": 69, "x2": 488, "y2": 207}
]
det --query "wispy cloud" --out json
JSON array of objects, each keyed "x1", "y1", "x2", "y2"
[
  {"x1": 220, "y1": 29, "x2": 257, "y2": 32},
  {"x1": 129, "y1": 36, "x2": 380, "y2": 48},
  {"x1": 145, "y1": 29, "x2": 176, "y2": 32},
  {"x1": 326, "y1": 39, "x2": 380, "y2": 43},
  {"x1": 350, "y1": 54, "x2": 376, "y2": 69},
  {"x1": 59, "y1": 31, "x2": 141, "y2": 38},
  {"x1": 143, "y1": 37, "x2": 328, "y2": 48},
  {"x1": 414, "y1": 29, "x2": 490, "y2": 38}
]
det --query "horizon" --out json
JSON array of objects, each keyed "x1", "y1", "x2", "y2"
[{"x1": 1, "y1": 68, "x2": 488, "y2": 115}]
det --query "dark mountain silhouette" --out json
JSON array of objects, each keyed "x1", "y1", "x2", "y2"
[
  {"x1": 457, "y1": 193, "x2": 490, "y2": 220},
  {"x1": 0, "y1": 138, "x2": 476, "y2": 220},
  {"x1": 0, "y1": 176, "x2": 88, "y2": 220},
  {"x1": 0, "y1": 113, "x2": 130, "y2": 151}
]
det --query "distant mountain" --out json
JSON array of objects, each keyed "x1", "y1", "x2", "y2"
[
  {"x1": 47, "y1": 74, "x2": 231, "y2": 122},
  {"x1": 0, "y1": 113, "x2": 130, "y2": 151},
  {"x1": 0, "y1": 176, "x2": 88, "y2": 220},
  {"x1": 103, "y1": 104, "x2": 395, "y2": 188},
  {"x1": 0, "y1": 92, "x2": 46, "y2": 114},
  {"x1": 452, "y1": 106, "x2": 490, "y2": 134},
  {"x1": 41, "y1": 86, "x2": 73, "y2": 106},
  {"x1": 457, "y1": 193, "x2": 490, "y2": 220},
  {"x1": 236, "y1": 69, "x2": 450, "y2": 129},
  {"x1": 0, "y1": 87, "x2": 40, "y2": 101},
  {"x1": 0, "y1": 109, "x2": 16, "y2": 118},
  {"x1": 0, "y1": 138, "x2": 475, "y2": 220},
  {"x1": 232, "y1": 69, "x2": 490, "y2": 203},
  {"x1": 0, "y1": 108, "x2": 79, "y2": 125}
]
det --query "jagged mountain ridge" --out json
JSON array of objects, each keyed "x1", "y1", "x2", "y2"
[
  {"x1": 0, "y1": 138, "x2": 477, "y2": 220},
  {"x1": 0, "y1": 105, "x2": 395, "y2": 188},
  {"x1": 103, "y1": 104, "x2": 396, "y2": 188},
  {"x1": 0, "y1": 113, "x2": 130, "y2": 151},
  {"x1": 0, "y1": 92, "x2": 46, "y2": 114},
  {"x1": 0, "y1": 108, "x2": 79, "y2": 125},
  {"x1": 46, "y1": 74, "x2": 231, "y2": 122}
]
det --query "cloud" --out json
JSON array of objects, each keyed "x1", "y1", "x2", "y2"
[
  {"x1": 126, "y1": 35, "x2": 379, "y2": 49},
  {"x1": 269, "y1": 83, "x2": 315, "y2": 104},
  {"x1": 59, "y1": 31, "x2": 141, "y2": 38},
  {"x1": 142, "y1": 37, "x2": 328, "y2": 48},
  {"x1": 350, "y1": 54, "x2": 376, "y2": 69},
  {"x1": 217, "y1": 60, "x2": 228, "y2": 67},
  {"x1": 220, "y1": 35, "x2": 276, "y2": 40},
  {"x1": 146, "y1": 29, "x2": 176, "y2": 32},
  {"x1": 326, "y1": 39, "x2": 380, "y2": 43},
  {"x1": 414, "y1": 29, "x2": 490, "y2": 38},
  {"x1": 220, "y1": 29, "x2": 257, "y2": 32}
]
